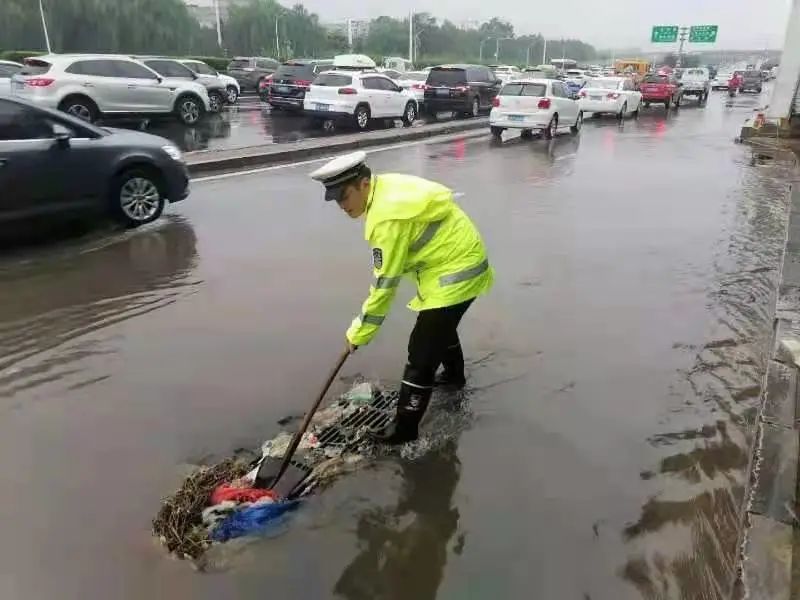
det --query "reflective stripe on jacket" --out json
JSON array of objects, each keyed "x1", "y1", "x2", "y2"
[{"x1": 346, "y1": 174, "x2": 493, "y2": 346}]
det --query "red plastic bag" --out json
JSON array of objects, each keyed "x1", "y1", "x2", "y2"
[{"x1": 211, "y1": 482, "x2": 278, "y2": 505}]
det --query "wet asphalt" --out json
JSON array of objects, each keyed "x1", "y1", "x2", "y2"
[
  {"x1": 112, "y1": 93, "x2": 452, "y2": 153},
  {"x1": 0, "y1": 88, "x2": 794, "y2": 600}
]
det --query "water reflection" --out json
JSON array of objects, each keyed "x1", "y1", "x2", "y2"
[
  {"x1": 0, "y1": 217, "x2": 199, "y2": 399},
  {"x1": 334, "y1": 441, "x2": 463, "y2": 600},
  {"x1": 618, "y1": 153, "x2": 792, "y2": 598}
]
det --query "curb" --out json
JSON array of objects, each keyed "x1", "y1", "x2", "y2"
[
  {"x1": 186, "y1": 118, "x2": 489, "y2": 175},
  {"x1": 738, "y1": 183, "x2": 800, "y2": 599}
]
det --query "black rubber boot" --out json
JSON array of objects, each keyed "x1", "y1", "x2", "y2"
[
  {"x1": 370, "y1": 382, "x2": 432, "y2": 445},
  {"x1": 435, "y1": 343, "x2": 466, "y2": 390}
]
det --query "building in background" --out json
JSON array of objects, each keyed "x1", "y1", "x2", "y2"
[
  {"x1": 184, "y1": 0, "x2": 246, "y2": 28},
  {"x1": 325, "y1": 19, "x2": 371, "y2": 47}
]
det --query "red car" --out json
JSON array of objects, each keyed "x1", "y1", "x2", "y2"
[{"x1": 640, "y1": 73, "x2": 683, "y2": 109}]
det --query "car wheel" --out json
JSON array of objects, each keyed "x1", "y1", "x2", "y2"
[
  {"x1": 111, "y1": 168, "x2": 166, "y2": 228},
  {"x1": 632, "y1": 102, "x2": 640, "y2": 117},
  {"x1": 354, "y1": 105, "x2": 370, "y2": 131},
  {"x1": 59, "y1": 97, "x2": 98, "y2": 123},
  {"x1": 674, "y1": 94, "x2": 681, "y2": 108},
  {"x1": 644, "y1": 101, "x2": 650, "y2": 108},
  {"x1": 520, "y1": 129, "x2": 534, "y2": 139},
  {"x1": 176, "y1": 95, "x2": 204, "y2": 125},
  {"x1": 464, "y1": 97, "x2": 479, "y2": 118},
  {"x1": 490, "y1": 126, "x2": 504, "y2": 138},
  {"x1": 571, "y1": 111, "x2": 583, "y2": 135},
  {"x1": 664, "y1": 98, "x2": 671, "y2": 110},
  {"x1": 208, "y1": 91, "x2": 224, "y2": 113},
  {"x1": 617, "y1": 102, "x2": 627, "y2": 120},
  {"x1": 543, "y1": 114, "x2": 558, "y2": 140},
  {"x1": 226, "y1": 86, "x2": 239, "y2": 104},
  {"x1": 402, "y1": 102, "x2": 417, "y2": 127}
]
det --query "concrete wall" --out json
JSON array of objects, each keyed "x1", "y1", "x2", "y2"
[{"x1": 769, "y1": 0, "x2": 800, "y2": 120}]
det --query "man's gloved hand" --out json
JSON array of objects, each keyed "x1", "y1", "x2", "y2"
[{"x1": 345, "y1": 339, "x2": 358, "y2": 355}]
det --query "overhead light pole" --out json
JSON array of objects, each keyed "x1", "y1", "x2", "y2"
[
  {"x1": 495, "y1": 37, "x2": 513, "y2": 62},
  {"x1": 39, "y1": 0, "x2": 51, "y2": 53},
  {"x1": 479, "y1": 37, "x2": 494, "y2": 63}
]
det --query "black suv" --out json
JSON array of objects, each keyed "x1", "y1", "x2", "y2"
[
  {"x1": 423, "y1": 65, "x2": 502, "y2": 118},
  {"x1": 266, "y1": 59, "x2": 334, "y2": 109}
]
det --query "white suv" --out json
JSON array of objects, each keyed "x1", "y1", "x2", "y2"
[
  {"x1": 303, "y1": 70, "x2": 418, "y2": 131},
  {"x1": 10, "y1": 54, "x2": 211, "y2": 125}
]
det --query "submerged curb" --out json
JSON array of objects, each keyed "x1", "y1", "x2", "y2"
[
  {"x1": 738, "y1": 184, "x2": 800, "y2": 599},
  {"x1": 186, "y1": 118, "x2": 490, "y2": 175}
]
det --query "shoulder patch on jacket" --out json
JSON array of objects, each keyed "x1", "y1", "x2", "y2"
[{"x1": 372, "y1": 248, "x2": 383, "y2": 269}]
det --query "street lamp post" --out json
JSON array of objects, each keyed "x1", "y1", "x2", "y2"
[
  {"x1": 479, "y1": 37, "x2": 494, "y2": 63},
  {"x1": 526, "y1": 44, "x2": 538, "y2": 68},
  {"x1": 275, "y1": 17, "x2": 280, "y2": 58},
  {"x1": 495, "y1": 37, "x2": 513, "y2": 62},
  {"x1": 39, "y1": 0, "x2": 51, "y2": 53}
]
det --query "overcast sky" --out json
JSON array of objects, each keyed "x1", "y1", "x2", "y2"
[{"x1": 295, "y1": 0, "x2": 792, "y2": 50}]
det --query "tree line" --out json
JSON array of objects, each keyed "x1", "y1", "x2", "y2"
[{"x1": 1, "y1": 0, "x2": 597, "y2": 66}]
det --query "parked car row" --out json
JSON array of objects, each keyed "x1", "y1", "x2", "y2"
[{"x1": 5, "y1": 54, "x2": 241, "y2": 126}]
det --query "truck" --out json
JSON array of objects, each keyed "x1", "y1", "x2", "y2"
[{"x1": 678, "y1": 67, "x2": 710, "y2": 105}]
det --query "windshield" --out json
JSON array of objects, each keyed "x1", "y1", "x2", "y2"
[
  {"x1": 275, "y1": 64, "x2": 315, "y2": 79},
  {"x1": 20, "y1": 58, "x2": 51, "y2": 75},
  {"x1": 144, "y1": 60, "x2": 194, "y2": 78},
  {"x1": 566, "y1": 70, "x2": 583, "y2": 76},
  {"x1": 313, "y1": 73, "x2": 352, "y2": 86},
  {"x1": 500, "y1": 82, "x2": 547, "y2": 97},
  {"x1": 643, "y1": 74, "x2": 668, "y2": 84},
  {"x1": 401, "y1": 72, "x2": 427, "y2": 81},
  {"x1": 227, "y1": 59, "x2": 251, "y2": 70},
  {"x1": 187, "y1": 61, "x2": 216, "y2": 75},
  {"x1": 427, "y1": 69, "x2": 467, "y2": 86},
  {"x1": 585, "y1": 79, "x2": 621, "y2": 90}
]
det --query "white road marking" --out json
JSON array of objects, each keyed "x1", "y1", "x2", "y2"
[{"x1": 192, "y1": 130, "x2": 487, "y2": 183}]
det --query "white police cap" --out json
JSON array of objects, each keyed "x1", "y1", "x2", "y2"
[{"x1": 309, "y1": 151, "x2": 368, "y2": 201}]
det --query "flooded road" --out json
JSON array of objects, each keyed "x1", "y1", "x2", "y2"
[{"x1": 0, "y1": 90, "x2": 795, "y2": 599}]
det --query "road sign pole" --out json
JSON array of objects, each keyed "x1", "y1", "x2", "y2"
[{"x1": 677, "y1": 26, "x2": 688, "y2": 67}]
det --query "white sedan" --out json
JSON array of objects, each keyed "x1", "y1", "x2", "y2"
[
  {"x1": 489, "y1": 78, "x2": 582, "y2": 139},
  {"x1": 396, "y1": 71, "x2": 428, "y2": 105},
  {"x1": 711, "y1": 72, "x2": 732, "y2": 90},
  {"x1": 578, "y1": 77, "x2": 642, "y2": 118}
]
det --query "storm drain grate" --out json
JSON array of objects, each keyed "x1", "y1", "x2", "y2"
[{"x1": 315, "y1": 390, "x2": 398, "y2": 452}]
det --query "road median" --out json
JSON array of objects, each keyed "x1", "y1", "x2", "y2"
[{"x1": 186, "y1": 117, "x2": 489, "y2": 175}]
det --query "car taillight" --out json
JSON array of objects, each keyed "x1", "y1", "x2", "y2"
[
  {"x1": 295, "y1": 80, "x2": 312, "y2": 87},
  {"x1": 25, "y1": 77, "x2": 54, "y2": 87},
  {"x1": 607, "y1": 92, "x2": 620, "y2": 99},
  {"x1": 338, "y1": 87, "x2": 357, "y2": 95},
  {"x1": 492, "y1": 97, "x2": 500, "y2": 107},
  {"x1": 411, "y1": 83, "x2": 425, "y2": 90},
  {"x1": 538, "y1": 98, "x2": 551, "y2": 109},
  {"x1": 579, "y1": 90, "x2": 587, "y2": 97}
]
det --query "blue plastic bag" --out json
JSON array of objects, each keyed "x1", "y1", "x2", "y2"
[{"x1": 210, "y1": 500, "x2": 300, "y2": 542}]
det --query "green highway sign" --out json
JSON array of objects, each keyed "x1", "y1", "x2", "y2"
[
  {"x1": 651, "y1": 25, "x2": 678, "y2": 43},
  {"x1": 689, "y1": 25, "x2": 718, "y2": 43}
]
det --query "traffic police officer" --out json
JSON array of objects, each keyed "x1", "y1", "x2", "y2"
[{"x1": 310, "y1": 151, "x2": 493, "y2": 444}]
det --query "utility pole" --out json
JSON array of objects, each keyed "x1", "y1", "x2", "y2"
[
  {"x1": 409, "y1": 11, "x2": 413, "y2": 63},
  {"x1": 542, "y1": 38, "x2": 547, "y2": 65},
  {"x1": 676, "y1": 26, "x2": 689, "y2": 67},
  {"x1": 479, "y1": 37, "x2": 493, "y2": 63},
  {"x1": 39, "y1": 0, "x2": 51, "y2": 53},
  {"x1": 275, "y1": 17, "x2": 280, "y2": 58},
  {"x1": 495, "y1": 37, "x2": 513, "y2": 62},
  {"x1": 214, "y1": 0, "x2": 223, "y2": 49}
]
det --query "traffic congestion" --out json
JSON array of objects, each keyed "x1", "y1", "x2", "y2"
[{"x1": 0, "y1": 13, "x2": 790, "y2": 596}]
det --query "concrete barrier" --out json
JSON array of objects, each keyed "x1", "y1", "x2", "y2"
[{"x1": 186, "y1": 118, "x2": 490, "y2": 175}]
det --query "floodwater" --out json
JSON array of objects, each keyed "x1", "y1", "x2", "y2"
[
  {"x1": 0, "y1": 89, "x2": 794, "y2": 599},
  {"x1": 110, "y1": 95, "x2": 447, "y2": 153}
]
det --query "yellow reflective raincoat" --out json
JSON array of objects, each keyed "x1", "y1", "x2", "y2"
[{"x1": 346, "y1": 174, "x2": 493, "y2": 346}]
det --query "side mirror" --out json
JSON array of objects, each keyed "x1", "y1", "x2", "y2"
[
  {"x1": 52, "y1": 123, "x2": 72, "y2": 148},
  {"x1": 156, "y1": 76, "x2": 163, "y2": 83}
]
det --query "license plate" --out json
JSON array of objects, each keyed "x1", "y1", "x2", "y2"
[
  {"x1": 314, "y1": 103, "x2": 330, "y2": 111},
  {"x1": 278, "y1": 86, "x2": 290, "y2": 93},
  {"x1": 590, "y1": 95, "x2": 602, "y2": 100},
  {"x1": 509, "y1": 115, "x2": 525, "y2": 122},
  {"x1": 436, "y1": 89, "x2": 450, "y2": 96}
]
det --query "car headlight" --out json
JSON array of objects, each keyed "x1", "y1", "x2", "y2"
[{"x1": 162, "y1": 145, "x2": 183, "y2": 162}]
